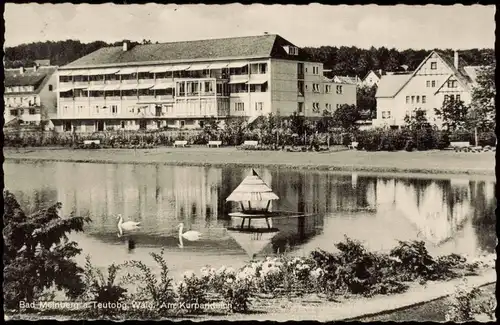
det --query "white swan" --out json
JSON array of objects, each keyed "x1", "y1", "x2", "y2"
[
  {"x1": 116, "y1": 214, "x2": 141, "y2": 237},
  {"x1": 177, "y1": 223, "x2": 202, "y2": 248}
]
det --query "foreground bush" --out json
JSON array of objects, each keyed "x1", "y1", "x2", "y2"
[
  {"x1": 3, "y1": 190, "x2": 91, "y2": 310},
  {"x1": 445, "y1": 280, "x2": 496, "y2": 322}
]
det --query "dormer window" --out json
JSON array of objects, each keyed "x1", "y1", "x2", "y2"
[{"x1": 284, "y1": 45, "x2": 299, "y2": 56}]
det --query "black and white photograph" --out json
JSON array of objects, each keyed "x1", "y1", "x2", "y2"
[{"x1": 3, "y1": 2, "x2": 496, "y2": 322}]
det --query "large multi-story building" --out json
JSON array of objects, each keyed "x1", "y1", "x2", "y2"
[
  {"x1": 373, "y1": 51, "x2": 482, "y2": 129},
  {"x1": 4, "y1": 63, "x2": 58, "y2": 128},
  {"x1": 54, "y1": 34, "x2": 356, "y2": 132}
]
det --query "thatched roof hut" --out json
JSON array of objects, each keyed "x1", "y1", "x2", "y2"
[
  {"x1": 226, "y1": 169, "x2": 279, "y2": 202},
  {"x1": 226, "y1": 170, "x2": 279, "y2": 212},
  {"x1": 227, "y1": 230, "x2": 279, "y2": 257}
]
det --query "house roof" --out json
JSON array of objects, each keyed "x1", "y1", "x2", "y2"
[
  {"x1": 4, "y1": 66, "x2": 57, "y2": 94},
  {"x1": 362, "y1": 70, "x2": 384, "y2": 81},
  {"x1": 462, "y1": 66, "x2": 481, "y2": 84},
  {"x1": 333, "y1": 75, "x2": 359, "y2": 84},
  {"x1": 375, "y1": 74, "x2": 412, "y2": 98},
  {"x1": 383, "y1": 50, "x2": 481, "y2": 98},
  {"x1": 435, "y1": 51, "x2": 473, "y2": 86},
  {"x1": 63, "y1": 34, "x2": 308, "y2": 69},
  {"x1": 226, "y1": 170, "x2": 279, "y2": 202}
]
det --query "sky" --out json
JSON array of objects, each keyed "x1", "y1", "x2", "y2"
[{"x1": 4, "y1": 3, "x2": 496, "y2": 50}]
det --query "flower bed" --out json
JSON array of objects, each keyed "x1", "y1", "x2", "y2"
[{"x1": 5, "y1": 237, "x2": 495, "y2": 320}]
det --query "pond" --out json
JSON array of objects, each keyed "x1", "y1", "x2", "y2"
[{"x1": 4, "y1": 161, "x2": 496, "y2": 280}]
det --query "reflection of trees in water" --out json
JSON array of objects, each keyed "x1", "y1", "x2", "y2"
[
  {"x1": 399, "y1": 178, "x2": 434, "y2": 208},
  {"x1": 469, "y1": 181, "x2": 497, "y2": 253}
]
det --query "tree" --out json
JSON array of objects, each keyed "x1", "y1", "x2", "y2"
[
  {"x1": 202, "y1": 118, "x2": 221, "y2": 141},
  {"x1": 434, "y1": 98, "x2": 470, "y2": 131},
  {"x1": 356, "y1": 85, "x2": 377, "y2": 117},
  {"x1": 404, "y1": 109, "x2": 430, "y2": 130},
  {"x1": 470, "y1": 62, "x2": 496, "y2": 132},
  {"x1": 288, "y1": 112, "x2": 307, "y2": 136},
  {"x1": 316, "y1": 109, "x2": 335, "y2": 133},
  {"x1": 332, "y1": 104, "x2": 361, "y2": 131},
  {"x1": 3, "y1": 190, "x2": 92, "y2": 309}
]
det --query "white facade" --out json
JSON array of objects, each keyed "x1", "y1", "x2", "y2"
[
  {"x1": 362, "y1": 70, "x2": 382, "y2": 87},
  {"x1": 54, "y1": 39, "x2": 356, "y2": 132},
  {"x1": 374, "y1": 51, "x2": 479, "y2": 129}
]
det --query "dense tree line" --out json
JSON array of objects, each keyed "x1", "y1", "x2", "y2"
[{"x1": 4, "y1": 40, "x2": 494, "y2": 78}]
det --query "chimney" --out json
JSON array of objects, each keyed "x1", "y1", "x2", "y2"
[
  {"x1": 454, "y1": 51, "x2": 459, "y2": 70},
  {"x1": 123, "y1": 41, "x2": 128, "y2": 52},
  {"x1": 18, "y1": 67, "x2": 24, "y2": 74},
  {"x1": 33, "y1": 64, "x2": 39, "y2": 72},
  {"x1": 378, "y1": 69, "x2": 383, "y2": 75}
]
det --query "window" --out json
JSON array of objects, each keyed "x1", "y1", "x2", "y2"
[
  {"x1": 111, "y1": 105, "x2": 118, "y2": 114},
  {"x1": 422, "y1": 95, "x2": 426, "y2": 104},
  {"x1": 431, "y1": 80, "x2": 436, "y2": 87},
  {"x1": 10, "y1": 109, "x2": 17, "y2": 116},
  {"x1": 179, "y1": 120, "x2": 185, "y2": 128},
  {"x1": 444, "y1": 95, "x2": 449, "y2": 102},
  {"x1": 48, "y1": 85, "x2": 53, "y2": 91},
  {"x1": 426, "y1": 81, "x2": 430, "y2": 87},
  {"x1": 29, "y1": 108, "x2": 36, "y2": 115},
  {"x1": 235, "y1": 102, "x2": 244, "y2": 112},
  {"x1": 313, "y1": 84, "x2": 320, "y2": 93},
  {"x1": 77, "y1": 106, "x2": 83, "y2": 114},
  {"x1": 336, "y1": 104, "x2": 340, "y2": 109},
  {"x1": 288, "y1": 46, "x2": 299, "y2": 55},
  {"x1": 406, "y1": 96, "x2": 410, "y2": 104},
  {"x1": 297, "y1": 81, "x2": 305, "y2": 95},
  {"x1": 386, "y1": 111, "x2": 391, "y2": 118},
  {"x1": 121, "y1": 121, "x2": 126, "y2": 129},
  {"x1": 336, "y1": 85, "x2": 343, "y2": 94},
  {"x1": 297, "y1": 102, "x2": 304, "y2": 113},
  {"x1": 382, "y1": 111, "x2": 387, "y2": 119},
  {"x1": 297, "y1": 63, "x2": 304, "y2": 77},
  {"x1": 259, "y1": 63, "x2": 267, "y2": 74},
  {"x1": 325, "y1": 85, "x2": 332, "y2": 93},
  {"x1": 456, "y1": 94, "x2": 460, "y2": 101},
  {"x1": 411, "y1": 96, "x2": 415, "y2": 104},
  {"x1": 312, "y1": 102, "x2": 320, "y2": 113},
  {"x1": 416, "y1": 96, "x2": 420, "y2": 104},
  {"x1": 255, "y1": 102, "x2": 263, "y2": 111},
  {"x1": 447, "y1": 80, "x2": 458, "y2": 88},
  {"x1": 430, "y1": 62, "x2": 437, "y2": 70}
]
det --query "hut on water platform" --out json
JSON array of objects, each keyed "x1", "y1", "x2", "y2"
[{"x1": 225, "y1": 169, "x2": 286, "y2": 257}]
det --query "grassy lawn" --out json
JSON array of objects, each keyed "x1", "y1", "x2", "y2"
[{"x1": 4, "y1": 146, "x2": 495, "y2": 175}]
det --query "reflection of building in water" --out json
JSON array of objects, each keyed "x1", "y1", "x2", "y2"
[
  {"x1": 379, "y1": 178, "x2": 473, "y2": 245},
  {"x1": 51, "y1": 163, "x2": 223, "y2": 234}
]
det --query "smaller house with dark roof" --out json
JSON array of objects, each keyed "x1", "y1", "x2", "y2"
[
  {"x1": 373, "y1": 51, "x2": 483, "y2": 129},
  {"x1": 4, "y1": 63, "x2": 58, "y2": 128}
]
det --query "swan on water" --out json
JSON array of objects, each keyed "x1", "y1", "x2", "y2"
[
  {"x1": 177, "y1": 223, "x2": 202, "y2": 248},
  {"x1": 116, "y1": 214, "x2": 141, "y2": 237}
]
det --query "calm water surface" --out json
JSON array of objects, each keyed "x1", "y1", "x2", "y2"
[{"x1": 4, "y1": 161, "x2": 496, "y2": 279}]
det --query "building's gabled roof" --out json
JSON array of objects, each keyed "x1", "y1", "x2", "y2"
[
  {"x1": 333, "y1": 75, "x2": 359, "y2": 84},
  {"x1": 63, "y1": 34, "x2": 308, "y2": 69},
  {"x1": 4, "y1": 66, "x2": 57, "y2": 94},
  {"x1": 435, "y1": 51, "x2": 473, "y2": 87},
  {"x1": 375, "y1": 73, "x2": 412, "y2": 98},
  {"x1": 434, "y1": 74, "x2": 469, "y2": 95},
  {"x1": 462, "y1": 66, "x2": 481, "y2": 84},
  {"x1": 362, "y1": 70, "x2": 383, "y2": 81},
  {"x1": 385, "y1": 50, "x2": 480, "y2": 98}
]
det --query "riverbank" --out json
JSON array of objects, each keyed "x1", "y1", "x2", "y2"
[
  {"x1": 5, "y1": 269, "x2": 495, "y2": 322},
  {"x1": 3, "y1": 147, "x2": 495, "y2": 176}
]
